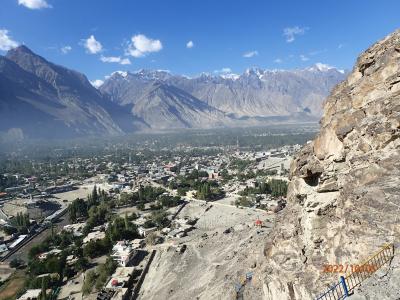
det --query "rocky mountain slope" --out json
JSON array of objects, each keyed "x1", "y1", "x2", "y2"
[
  {"x1": 100, "y1": 65, "x2": 346, "y2": 125},
  {"x1": 261, "y1": 30, "x2": 400, "y2": 299},
  {"x1": 0, "y1": 45, "x2": 345, "y2": 138},
  {"x1": 0, "y1": 46, "x2": 124, "y2": 138},
  {"x1": 131, "y1": 82, "x2": 233, "y2": 130}
]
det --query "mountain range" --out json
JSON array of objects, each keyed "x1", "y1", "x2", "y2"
[{"x1": 0, "y1": 46, "x2": 346, "y2": 139}]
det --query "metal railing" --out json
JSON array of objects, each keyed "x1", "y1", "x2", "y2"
[
  {"x1": 315, "y1": 243, "x2": 394, "y2": 300},
  {"x1": 344, "y1": 243, "x2": 394, "y2": 291},
  {"x1": 315, "y1": 278, "x2": 348, "y2": 300}
]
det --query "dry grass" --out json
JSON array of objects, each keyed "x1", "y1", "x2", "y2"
[{"x1": 0, "y1": 270, "x2": 26, "y2": 300}]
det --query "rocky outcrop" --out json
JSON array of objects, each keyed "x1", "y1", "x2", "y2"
[{"x1": 261, "y1": 30, "x2": 400, "y2": 299}]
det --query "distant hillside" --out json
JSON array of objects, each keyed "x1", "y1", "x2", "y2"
[
  {"x1": 0, "y1": 46, "x2": 124, "y2": 139},
  {"x1": 100, "y1": 64, "x2": 346, "y2": 125},
  {"x1": 0, "y1": 46, "x2": 346, "y2": 139}
]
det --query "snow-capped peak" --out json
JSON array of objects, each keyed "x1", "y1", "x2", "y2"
[
  {"x1": 90, "y1": 79, "x2": 104, "y2": 88},
  {"x1": 220, "y1": 73, "x2": 240, "y2": 80},
  {"x1": 244, "y1": 67, "x2": 266, "y2": 80},
  {"x1": 307, "y1": 63, "x2": 344, "y2": 73},
  {"x1": 111, "y1": 71, "x2": 129, "y2": 78},
  {"x1": 134, "y1": 69, "x2": 172, "y2": 80}
]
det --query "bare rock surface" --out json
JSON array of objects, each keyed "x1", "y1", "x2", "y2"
[
  {"x1": 261, "y1": 30, "x2": 400, "y2": 299},
  {"x1": 139, "y1": 202, "x2": 273, "y2": 300}
]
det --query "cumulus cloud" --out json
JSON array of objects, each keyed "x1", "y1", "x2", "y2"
[
  {"x1": 18, "y1": 0, "x2": 51, "y2": 9},
  {"x1": 61, "y1": 45, "x2": 72, "y2": 54},
  {"x1": 90, "y1": 79, "x2": 104, "y2": 88},
  {"x1": 300, "y1": 54, "x2": 309, "y2": 61},
  {"x1": 283, "y1": 26, "x2": 308, "y2": 43},
  {"x1": 0, "y1": 29, "x2": 19, "y2": 51},
  {"x1": 83, "y1": 35, "x2": 102, "y2": 54},
  {"x1": 126, "y1": 34, "x2": 162, "y2": 58},
  {"x1": 119, "y1": 58, "x2": 131, "y2": 65},
  {"x1": 100, "y1": 55, "x2": 131, "y2": 65},
  {"x1": 243, "y1": 50, "x2": 258, "y2": 58},
  {"x1": 274, "y1": 58, "x2": 283, "y2": 64},
  {"x1": 186, "y1": 40, "x2": 194, "y2": 48}
]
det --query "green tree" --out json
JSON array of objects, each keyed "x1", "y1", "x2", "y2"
[
  {"x1": 10, "y1": 258, "x2": 24, "y2": 268},
  {"x1": 137, "y1": 202, "x2": 145, "y2": 210},
  {"x1": 40, "y1": 277, "x2": 47, "y2": 300},
  {"x1": 82, "y1": 270, "x2": 96, "y2": 295}
]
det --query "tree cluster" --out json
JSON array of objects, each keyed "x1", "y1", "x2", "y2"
[
  {"x1": 196, "y1": 182, "x2": 224, "y2": 201},
  {"x1": 10, "y1": 212, "x2": 31, "y2": 234},
  {"x1": 239, "y1": 179, "x2": 288, "y2": 197}
]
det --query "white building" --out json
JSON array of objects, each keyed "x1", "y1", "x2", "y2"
[
  {"x1": 38, "y1": 248, "x2": 62, "y2": 260},
  {"x1": 17, "y1": 289, "x2": 42, "y2": 300},
  {"x1": 138, "y1": 226, "x2": 157, "y2": 237},
  {"x1": 111, "y1": 241, "x2": 135, "y2": 267}
]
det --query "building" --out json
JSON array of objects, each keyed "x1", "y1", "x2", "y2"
[
  {"x1": 17, "y1": 289, "x2": 42, "y2": 300},
  {"x1": 63, "y1": 222, "x2": 86, "y2": 236},
  {"x1": 137, "y1": 226, "x2": 157, "y2": 237},
  {"x1": 102, "y1": 267, "x2": 136, "y2": 299},
  {"x1": 130, "y1": 239, "x2": 145, "y2": 249},
  {"x1": 83, "y1": 231, "x2": 105, "y2": 245},
  {"x1": 106, "y1": 266, "x2": 135, "y2": 289},
  {"x1": 111, "y1": 241, "x2": 135, "y2": 267},
  {"x1": 9, "y1": 235, "x2": 27, "y2": 249},
  {"x1": 66, "y1": 255, "x2": 78, "y2": 266},
  {"x1": 38, "y1": 249, "x2": 62, "y2": 260}
]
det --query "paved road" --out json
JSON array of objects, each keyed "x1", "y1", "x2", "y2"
[{"x1": 5, "y1": 213, "x2": 70, "y2": 263}]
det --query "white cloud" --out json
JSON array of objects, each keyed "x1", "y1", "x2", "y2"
[
  {"x1": 214, "y1": 67, "x2": 232, "y2": 74},
  {"x1": 243, "y1": 50, "x2": 258, "y2": 58},
  {"x1": 0, "y1": 29, "x2": 19, "y2": 51},
  {"x1": 83, "y1": 35, "x2": 102, "y2": 54},
  {"x1": 18, "y1": 0, "x2": 51, "y2": 9},
  {"x1": 120, "y1": 58, "x2": 131, "y2": 65},
  {"x1": 283, "y1": 26, "x2": 308, "y2": 43},
  {"x1": 274, "y1": 58, "x2": 283, "y2": 64},
  {"x1": 300, "y1": 54, "x2": 309, "y2": 61},
  {"x1": 126, "y1": 34, "x2": 162, "y2": 58},
  {"x1": 186, "y1": 40, "x2": 194, "y2": 48},
  {"x1": 100, "y1": 55, "x2": 131, "y2": 65},
  {"x1": 90, "y1": 79, "x2": 104, "y2": 88},
  {"x1": 61, "y1": 45, "x2": 72, "y2": 54}
]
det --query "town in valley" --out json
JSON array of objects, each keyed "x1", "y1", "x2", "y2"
[{"x1": 0, "y1": 126, "x2": 314, "y2": 299}]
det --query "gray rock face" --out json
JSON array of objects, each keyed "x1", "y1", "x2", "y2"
[
  {"x1": 0, "y1": 46, "x2": 123, "y2": 138},
  {"x1": 261, "y1": 30, "x2": 400, "y2": 299},
  {"x1": 131, "y1": 82, "x2": 232, "y2": 130},
  {"x1": 100, "y1": 65, "x2": 346, "y2": 129}
]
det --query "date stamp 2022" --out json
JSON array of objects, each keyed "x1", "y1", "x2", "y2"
[{"x1": 322, "y1": 264, "x2": 378, "y2": 274}]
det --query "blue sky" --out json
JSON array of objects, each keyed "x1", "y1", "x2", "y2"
[{"x1": 1, "y1": 0, "x2": 400, "y2": 83}]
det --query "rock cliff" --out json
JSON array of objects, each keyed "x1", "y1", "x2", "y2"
[{"x1": 262, "y1": 30, "x2": 400, "y2": 299}]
